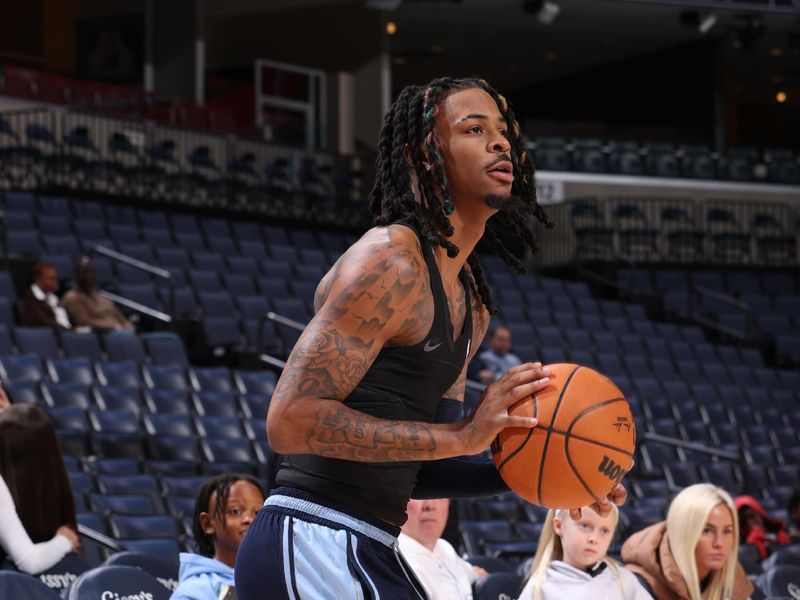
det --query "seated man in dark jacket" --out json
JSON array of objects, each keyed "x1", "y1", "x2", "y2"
[{"x1": 18, "y1": 261, "x2": 72, "y2": 330}]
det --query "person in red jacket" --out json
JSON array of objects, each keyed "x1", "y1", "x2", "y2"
[{"x1": 734, "y1": 495, "x2": 790, "y2": 559}]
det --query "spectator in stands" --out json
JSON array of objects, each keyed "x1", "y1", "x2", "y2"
[
  {"x1": 788, "y1": 491, "x2": 800, "y2": 542},
  {"x1": 473, "y1": 326, "x2": 522, "y2": 383},
  {"x1": 61, "y1": 257, "x2": 133, "y2": 333},
  {"x1": 0, "y1": 404, "x2": 81, "y2": 574},
  {"x1": 0, "y1": 382, "x2": 9, "y2": 412},
  {"x1": 623, "y1": 483, "x2": 762, "y2": 600},
  {"x1": 19, "y1": 260, "x2": 72, "y2": 330},
  {"x1": 734, "y1": 495, "x2": 790, "y2": 559},
  {"x1": 520, "y1": 504, "x2": 652, "y2": 600},
  {"x1": 172, "y1": 473, "x2": 265, "y2": 600},
  {"x1": 398, "y1": 498, "x2": 486, "y2": 600}
]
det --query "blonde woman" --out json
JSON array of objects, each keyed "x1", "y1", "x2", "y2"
[
  {"x1": 622, "y1": 483, "x2": 763, "y2": 600},
  {"x1": 519, "y1": 504, "x2": 652, "y2": 600}
]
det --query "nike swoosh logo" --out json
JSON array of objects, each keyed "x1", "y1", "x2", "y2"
[{"x1": 423, "y1": 340, "x2": 442, "y2": 352}]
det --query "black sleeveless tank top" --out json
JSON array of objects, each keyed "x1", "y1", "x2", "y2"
[{"x1": 275, "y1": 223, "x2": 473, "y2": 525}]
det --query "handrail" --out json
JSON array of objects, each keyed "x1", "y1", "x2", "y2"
[
  {"x1": 99, "y1": 290, "x2": 172, "y2": 323},
  {"x1": 688, "y1": 284, "x2": 754, "y2": 340},
  {"x1": 259, "y1": 353, "x2": 287, "y2": 369},
  {"x1": 91, "y1": 245, "x2": 175, "y2": 314},
  {"x1": 691, "y1": 284, "x2": 750, "y2": 312},
  {"x1": 77, "y1": 523, "x2": 124, "y2": 552},
  {"x1": 640, "y1": 431, "x2": 739, "y2": 460}
]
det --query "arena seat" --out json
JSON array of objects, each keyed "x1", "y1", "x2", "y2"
[{"x1": 64, "y1": 565, "x2": 170, "y2": 600}]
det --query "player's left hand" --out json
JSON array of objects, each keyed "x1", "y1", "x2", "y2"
[{"x1": 569, "y1": 483, "x2": 627, "y2": 520}]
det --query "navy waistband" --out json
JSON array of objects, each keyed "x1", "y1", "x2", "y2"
[{"x1": 267, "y1": 486, "x2": 402, "y2": 540}]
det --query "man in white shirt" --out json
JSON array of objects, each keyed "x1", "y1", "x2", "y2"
[
  {"x1": 399, "y1": 498, "x2": 487, "y2": 600},
  {"x1": 19, "y1": 261, "x2": 72, "y2": 330}
]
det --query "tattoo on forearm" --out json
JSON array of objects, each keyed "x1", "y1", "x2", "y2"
[{"x1": 308, "y1": 406, "x2": 439, "y2": 461}]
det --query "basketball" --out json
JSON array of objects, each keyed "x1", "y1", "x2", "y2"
[{"x1": 492, "y1": 363, "x2": 636, "y2": 509}]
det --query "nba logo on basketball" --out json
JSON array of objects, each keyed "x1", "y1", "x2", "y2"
[{"x1": 597, "y1": 455, "x2": 626, "y2": 484}]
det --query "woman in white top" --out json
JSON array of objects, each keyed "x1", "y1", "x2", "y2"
[
  {"x1": 0, "y1": 404, "x2": 80, "y2": 574},
  {"x1": 519, "y1": 504, "x2": 653, "y2": 600}
]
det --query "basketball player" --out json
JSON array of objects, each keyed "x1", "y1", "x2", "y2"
[{"x1": 235, "y1": 77, "x2": 626, "y2": 599}]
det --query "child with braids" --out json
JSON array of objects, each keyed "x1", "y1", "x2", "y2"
[
  {"x1": 236, "y1": 77, "x2": 626, "y2": 600},
  {"x1": 171, "y1": 474, "x2": 265, "y2": 600}
]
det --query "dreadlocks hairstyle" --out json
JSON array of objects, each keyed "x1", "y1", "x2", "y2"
[
  {"x1": 193, "y1": 473, "x2": 264, "y2": 558},
  {"x1": 369, "y1": 77, "x2": 554, "y2": 315}
]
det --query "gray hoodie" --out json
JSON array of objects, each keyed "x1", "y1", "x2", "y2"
[{"x1": 519, "y1": 560, "x2": 655, "y2": 600}]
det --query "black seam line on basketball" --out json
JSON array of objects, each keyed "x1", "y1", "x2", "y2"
[
  {"x1": 565, "y1": 397, "x2": 635, "y2": 504},
  {"x1": 497, "y1": 390, "x2": 538, "y2": 472},
  {"x1": 565, "y1": 397, "x2": 635, "y2": 459},
  {"x1": 565, "y1": 430, "x2": 601, "y2": 505},
  {"x1": 536, "y1": 365, "x2": 581, "y2": 506},
  {"x1": 549, "y1": 430, "x2": 635, "y2": 460},
  {"x1": 553, "y1": 397, "x2": 636, "y2": 459}
]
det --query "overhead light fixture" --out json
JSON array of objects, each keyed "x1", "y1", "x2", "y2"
[
  {"x1": 679, "y1": 10, "x2": 717, "y2": 35},
  {"x1": 776, "y1": 91, "x2": 787, "y2": 103},
  {"x1": 698, "y1": 13, "x2": 717, "y2": 34},
  {"x1": 386, "y1": 21, "x2": 398, "y2": 35},
  {"x1": 366, "y1": 0, "x2": 402, "y2": 10},
  {"x1": 522, "y1": 1, "x2": 561, "y2": 25}
]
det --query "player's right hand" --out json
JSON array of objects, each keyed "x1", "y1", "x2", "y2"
[{"x1": 460, "y1": 362, "x2": 552, "y2": 456}]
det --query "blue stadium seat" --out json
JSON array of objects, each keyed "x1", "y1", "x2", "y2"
[
  {"x1": 141, "y1": 332, "x2": 188, "y2": 366},
  {"x1": 193, "y1": 390, "x2": 239, "y2": 417},
  {"x1": 223, "y1": 273, "x2": 257, "y2": 296},
  {"x1": 97, "y1": 474, "x2": 161, "y2": 507},
  {"x1": 45, "y1": 406, "x2": 89, "y2": 432},
  {"x1": 84, "y1": 458, "x2": 141, "y2": 476},
  {"x1": 188, "y1": 269, "x2": 221, "y2": 292},
  {"x1": 145, "y1": 389, "x2": 193, "y2": 414},
  {"x1": 64, "y1": 565, "x2": 170, "y2": 600},
  {"x1": 96, "y1": 361, "x2": 143, "y2": 388},
  {"x1": 0, "y1": 353, "x2": 45, "y2": 381},
  {"x1": 0, "y1": 570, "x2": 62, "y2": 599},
  {"x1": 192, "y1": 251, "x2": 226, "y2": 272},
  {"x1": 0, "y1": 324, "x2": 14, "y2": 354},
  {"x1": 102, "y1": 551, "x2": 178, "y2": 592},
  {"x1": 61, "y1": 331, "x2": 103, "y2": 360},
  {"x1": 201, "y1": 438, "x2": 256, "y2": 468},
  {"x1": 104, "y1": 332, "x2": 146, "y2": 363},
  {"x1": 144, "y1": 413, "x2": 194, "y2": 437},
  {"x1": 187, "y1": 368, "x2": 232, "y2": 395},
  {"x1": 473, "y1": 573, "x2": 522, "y2": 600},
  {"x1": 159, "y1": 475, "x2": 209, "y2": 498},
  {"x1": 48, "y1": 357, "x2": 95, "y2": 385},
  {"x1": 89, "y1": 409, "x2": 140, "y2": 434},
  {"x1": 92, "y1": 385, "x2": 142, "y2": 415},
  {"x1": 235, "y1": 369, "x2": 276, "y2": 396},
  {"x1": 193, "y1": 415, "x2": 243, "y2": 438},
  {"x1": 198, "y1": 290, "x2": 236, "y2": 316},
  {"x1": 226, "y1": 255, "x2": 260, "y2": 276},
  {"x1": 147, "y1": 435, "x2": 199, "y2": 463},
  {"x1": 143, "y1": 364, "x2": 188, "y2": 390},
  {"x1": 109, "y1": 514, "x2": 179, "y2": 541},
  {"x1": 89, "y1": 493, "x2": 158, "y2": 516},
  {"x1": 43, "y1": 382, "x2": 92, "y2": 409}
]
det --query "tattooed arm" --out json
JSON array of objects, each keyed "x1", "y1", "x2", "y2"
[{"x1": 267, "y1": 226, "x2": 549, "y2": 462}]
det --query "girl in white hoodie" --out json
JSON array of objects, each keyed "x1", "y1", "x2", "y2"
[{"x1": 519, "y1": 505, "x2": 653, "y2": 600}]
